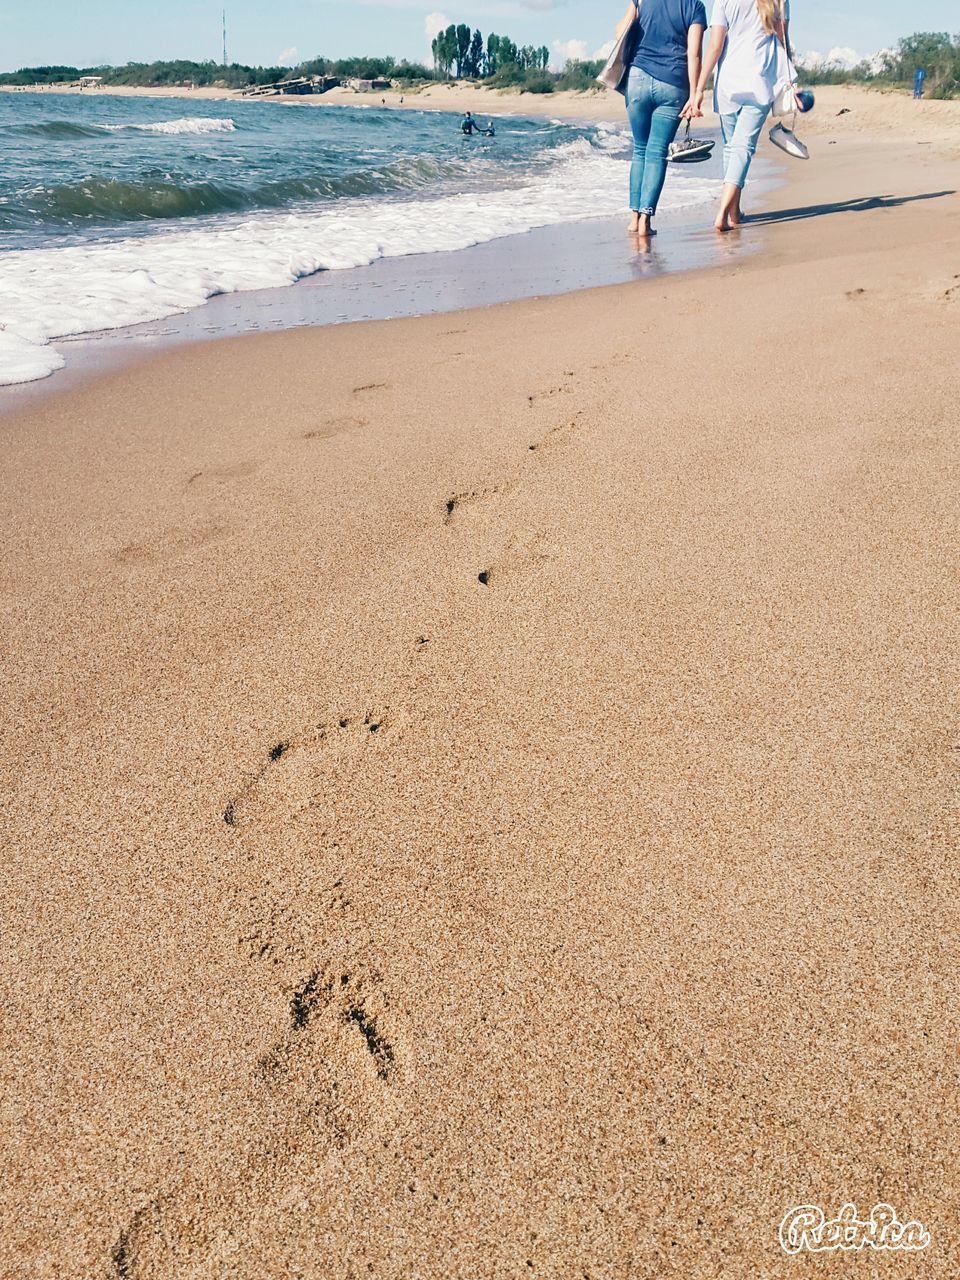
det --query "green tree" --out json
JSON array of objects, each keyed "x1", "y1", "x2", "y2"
[
  {"x1": 455, "y1": 24, "x2": 471, "y2": 77},
  {"x1": 891, "y1": 31, "x2": 959, "y2": 96},
  {"x1": 468, "y1": 29, "x2": 485, "y2": 78},
  {"x1": 499, "y1": 37, "x2": 518, "y2": 66},
  {"x1": 433, "y1": 25, "x2": 456, "y2": 78},
  {"x1": 556, "y1": 58, "x2": 604, "y2": 89},
  {"x1": 443, "y1": 25, "x2": 458, "y2": 77},
  {"x1": 486, "y1": 33, "x2": 501, "y2": 75}
]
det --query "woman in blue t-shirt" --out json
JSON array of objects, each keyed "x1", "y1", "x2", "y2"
[{"x1": 615, "y1": 0, "x2": 707, "y2": 237}]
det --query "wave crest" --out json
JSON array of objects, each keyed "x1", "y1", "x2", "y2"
[
  {"x1": 2, "y1": 116, "x2": 238, "y2": 140},
  {"x1": 106, "y1": 117, "x2": 238, "y2": 135},
  {"x1": 1, "y1": 156, "x2": 475, "y2": 227}
]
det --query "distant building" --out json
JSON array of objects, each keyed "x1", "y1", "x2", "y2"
[
  {"x1": 345, "y1": 77, "x2": 392, "y2": 93},
  {"x1": 78, "y1": 76, "x2": 103, "y2": 89},
  {"x1": 240, "y1": 74, "x2": 344, "y2": 98},
  {"x1": 241, "y1": 76, "x2": 313, "y2": 97}
]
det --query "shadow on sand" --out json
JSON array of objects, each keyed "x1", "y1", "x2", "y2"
[{"x1": 745, "y1": 190, "x2": 956, "y2": 226}]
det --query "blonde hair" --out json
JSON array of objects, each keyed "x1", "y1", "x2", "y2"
[{"x1": 756, "y1": 0, "x2": 780, "y2": 35}]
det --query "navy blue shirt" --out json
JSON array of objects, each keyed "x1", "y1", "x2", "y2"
[{"x1": 630, "y1": 0, "x2": 708, "y2": 92}]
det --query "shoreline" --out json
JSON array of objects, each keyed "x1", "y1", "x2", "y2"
[
  {"x1": 3, "y1": 94, "x2": 960, "y2": 1277},
  {"x1": 2, "y1": 145, "x2": 771, "y2": 412},
  {"x1": 0, "y1": 95, "x2": 736, "y2": 400}
]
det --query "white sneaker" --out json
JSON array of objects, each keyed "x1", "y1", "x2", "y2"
[{"x1": 769, "y1": 122, "x2": 809, "y2": 160}]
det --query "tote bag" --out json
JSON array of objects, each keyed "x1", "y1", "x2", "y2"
[{"x1": 596, "y1": 0, "x2": 643, "y2": 94}]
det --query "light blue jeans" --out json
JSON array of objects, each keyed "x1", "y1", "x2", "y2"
[
  {"x1": 720, "y1": 103, "x2": 771, "y2": 188},
  {"x1": 625, "y1": 67, "x2": 685, "y2": 216}
]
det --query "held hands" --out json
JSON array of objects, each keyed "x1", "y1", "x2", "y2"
[{"x1": 681, "y1": 91, "x2": 704, "y2": 120}]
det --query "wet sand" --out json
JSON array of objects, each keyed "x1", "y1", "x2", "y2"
[
  {"x1": 1, "y1": 101, "x2": 959, "y2": 1278},
  {"x1": 4, "y1": 175, "x2": 767, "y2": 412}
]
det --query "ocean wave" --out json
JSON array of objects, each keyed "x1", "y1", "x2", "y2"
[
  {"x1": 3, "y1": 120, "x2": 110, "y2": 139},
  {"x1": 105, "y1": 117, "x2": 238, "y2": 135},
  {"x1": 0, "y1": 155, "x2": 476, "y2": 227},
  {"x1": 2, "y1": 116, "x2": 238, "y2": 140},
  {"x1": 0, "y1": 142, "x2": 722, "y2": 385}
]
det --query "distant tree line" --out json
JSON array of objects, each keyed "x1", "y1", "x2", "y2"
[
  {"x1": 802, "y1": 31, "x2": 960, "y2": 98},
  {"x1": 430, "y1": 25, "x2": 549, "y2": 81},
  {"x1": 882, "y1": 31, "x2": 959, "y2": 97},
  {"x1": 0, "y1": 57, "x2": 437, "y2": 90},
  {"x1": 2, "y1": 31, "x2": 956, "y2": 97},
  {"x1": 0, "y1": 61, "x2": 287, "y2": 89}
]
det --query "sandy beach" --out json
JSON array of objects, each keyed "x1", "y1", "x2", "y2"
[{"x1": 2, "y1": 87, "x2": 959, "y2": 1279}]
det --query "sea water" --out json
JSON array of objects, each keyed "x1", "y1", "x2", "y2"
[{"x1": 0, "y1": 91, "x2": 724, "y2": 385}]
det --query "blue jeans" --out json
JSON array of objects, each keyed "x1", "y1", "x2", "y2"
[
  {"x1": 720, "y1": 103, "x2": 771, "y2": 189},
  {"x1": 625, "y1": 67, "x2": 685, "y2": 216}
]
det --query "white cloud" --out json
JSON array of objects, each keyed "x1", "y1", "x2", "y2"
[
  {"x1": 277, "y1": 45, "x2": 299, "y2": 67},
  {"x1": 425, "y1": 11, "x2": 450, "y2": 41},
  {"x1": 594, "y1": 38, "x2": 615, "y2": 61},
  {"x1": 798, "y1": 46, "x2": 863, "y2": 71},
  {"x1": 825, "y1": 46, "x2": 862, "y2": 68},
  {"x1": 551, "y1": 37, "x2": 587, "y2": 68}
]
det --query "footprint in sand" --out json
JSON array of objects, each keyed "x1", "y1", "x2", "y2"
[
  {"x1": 301, "y1": 415, "x2": 368, "y2": 442},
  {"x1": 257, "y1": 964, "x2": 395, "y2": 1089},
  {"x1": 352, "y1": 382, "x2": 387, "y2": 395},
  {"x1": 444, "y1": 405, "x2": 585, "y2": 534},
  {"x1": 527, "y1": 409, "x2": 586, "y2": 454},
  {"x1": 185, "y1": 460, "x2": 259, "y2": 490},
  {"x1": 222, "y1": 712, "x2": 391, "y2": 831},
  {"x1": 473, "y1": 530, "x2": 558, "y2": 589},
  {"x1": 527, "y1": 380, "x2": 575, "y2": 406},
  {"x1": 113, "y1": 523, "x2": 224, "y2": 568},
  {"x1": 110, "y1": 953, "x2": 396, "y2": 1277},
  {"x1": 443, "y1": 482, "x2": 513, "y2": 524}
]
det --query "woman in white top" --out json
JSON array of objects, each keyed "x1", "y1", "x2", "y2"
[{"x1": 687, "y1": 0, "x2": 790, "y2": 230}]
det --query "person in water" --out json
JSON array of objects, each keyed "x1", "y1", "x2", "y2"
[
  {"x1": 482, "y1": 121, "x2": 496, "y2": 136},
  {"x1": 687, "y1": 0, "x2": 791, "y2": 230},
  {"x1": 461, "y1": 112, "x2": 480, "y2": 135},
  {"x1": 613, "y1": 0, "x2": 707, "y2": 239}
]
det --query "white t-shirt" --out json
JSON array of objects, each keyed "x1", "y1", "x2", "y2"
[{"x1": 710, "y1": 0, "x2": 789, "y2": 114}]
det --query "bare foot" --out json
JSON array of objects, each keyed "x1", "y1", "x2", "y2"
[
  {"x1": 715, "y1": 215, "x2": 730, "y2": 232},
  {"x1": 637, "y1": 214, "x2": 656, "y2": 238},
  {"x1": 627, "y1": 212, "x2": 640, "y2": 234},
  {"x1": 728, "y1": 206, "x2": 743, "y2": 227}
]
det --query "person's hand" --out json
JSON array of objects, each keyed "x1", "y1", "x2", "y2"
[{"x1": 682, "y1": 90, "x2": 704, "y2": 119}]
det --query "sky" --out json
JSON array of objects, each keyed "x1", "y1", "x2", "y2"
[{"x1": 0, "y1": 0, "x2": 956, "y2": 72}]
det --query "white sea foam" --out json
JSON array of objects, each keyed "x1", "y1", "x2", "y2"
[
  {"x1": 0, "y1": 329, "x2": 65, "y2": 383},
  {"x1": 105, "y1": 117, "x2": 237, "y2": 136},
  {"x1": 0, "y1": 131, "x2": 721, "y2": 385}
]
